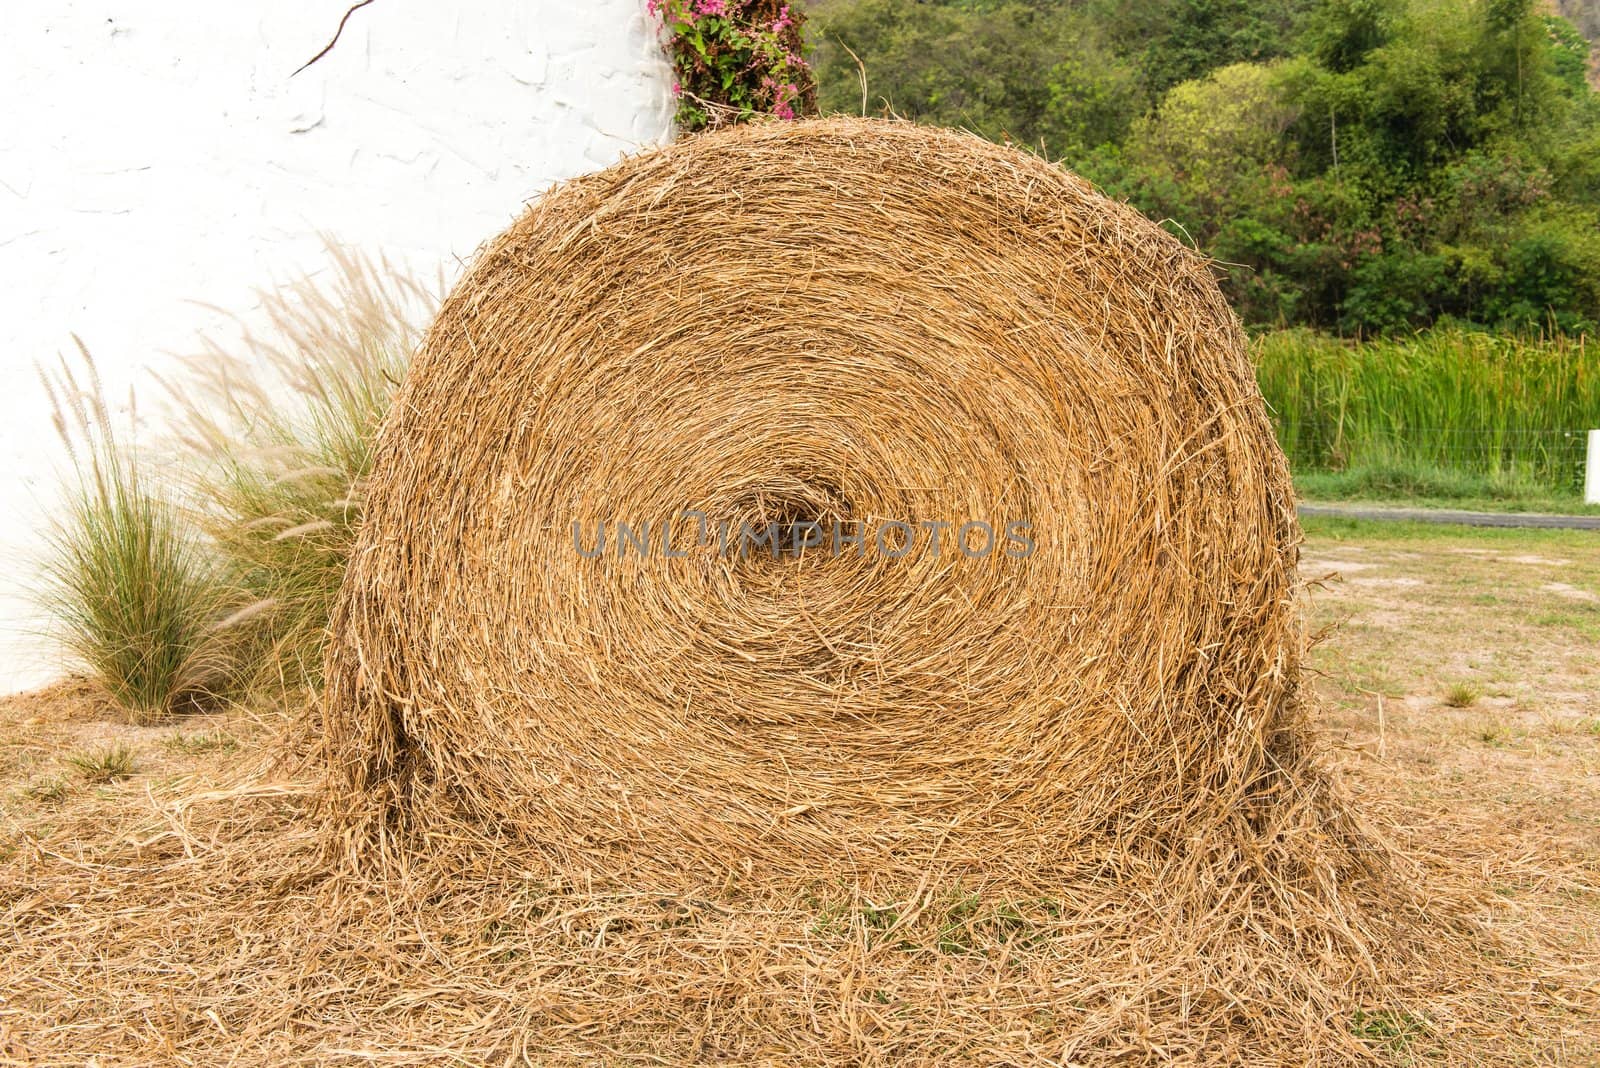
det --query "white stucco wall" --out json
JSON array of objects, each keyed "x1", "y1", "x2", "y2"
[{"x1": 0, "y1": 0, "x2": 675, "y2": 693}]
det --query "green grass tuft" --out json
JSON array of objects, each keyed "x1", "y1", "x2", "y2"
[
  {"x1": 161, "y1": 731, "x2": 239, "y2": 755},
  {"x1": 24, "y1": 777, "x2": 70, "y2": 805},
  {"x1": 1349, "y1": 1007, "x2": 1428, "y2": 1054},
  {"x1": 66, "y1": 743, "x2": 136, "y2": 784}
]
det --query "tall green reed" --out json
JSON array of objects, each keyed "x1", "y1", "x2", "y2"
[{"x1": 1254, "y1": 329, "x2": 1599, "y2": 494}]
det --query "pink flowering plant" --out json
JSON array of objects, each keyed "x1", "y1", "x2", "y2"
[{"x1": 648, "y1": 0, "x2": 816, "y2": 132}]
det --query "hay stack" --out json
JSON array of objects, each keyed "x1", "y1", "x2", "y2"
[
  {"x1": 4, "y1": 121, "x2": 1572, "y2": 1064},
  {"x1": 323, "y1": 118, "x2": 1312, "y2": 886}
]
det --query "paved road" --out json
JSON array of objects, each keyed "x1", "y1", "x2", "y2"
[{"x1": 1298, "y1": 503, "x2": 1600, "y2": 531}]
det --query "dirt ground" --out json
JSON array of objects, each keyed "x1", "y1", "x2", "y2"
[
  {"x1": 1, "y1": 517, "x2": 1597, "y2": 1063},
  {"x1": 1301, "y1": 517, "x2": 1600, "y2": 861}
]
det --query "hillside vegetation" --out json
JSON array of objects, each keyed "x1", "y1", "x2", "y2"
[{"x1": 809, "y1": 0, "x2": 1600, "y2": 335}]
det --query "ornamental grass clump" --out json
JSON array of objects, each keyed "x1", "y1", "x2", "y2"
[
  {"x1": 173, "y1": 247, "x2": 436, "y2": 697},
  {"x1": 38, "y1": 348, "x2": 240, "y2": 722}
]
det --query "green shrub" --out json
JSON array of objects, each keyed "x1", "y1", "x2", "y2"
[{"x1": 650, "y1": 0, "x2": 816, "y2": 132}]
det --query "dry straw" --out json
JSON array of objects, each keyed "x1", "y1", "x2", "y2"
[
  {"x1": 324, "y1": 117, "x2": 1322, "y2": 889},
  {"x1": 5, "y1": 120, "x2": 1587, "y2": 1065}
]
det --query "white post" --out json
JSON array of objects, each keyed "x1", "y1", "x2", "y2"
[{"x1": 1587, "y1": 429, "x2": 1600, "y2": 505}]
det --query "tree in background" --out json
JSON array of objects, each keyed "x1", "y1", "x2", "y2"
[{"x1": 808, "y1": 0, "x2": 1600, "y2": 334}]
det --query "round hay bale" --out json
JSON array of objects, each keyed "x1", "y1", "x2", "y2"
[{"x1": 323, "y1": 118, "x2": 1306, "y2": 885}]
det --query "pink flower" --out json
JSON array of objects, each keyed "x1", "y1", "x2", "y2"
[
  {"x1": 693, "y1": 0, "x2": 726, "y2": 15},
  {"x1": 671, "y1": 80, "x2": 682, "y2": 96},
  {"x1": 774, "y1": 100, "x2": 795, "y2": 120},
  {"x1": 772, "y1": 4, "x2": 793, "y2": 32}
]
